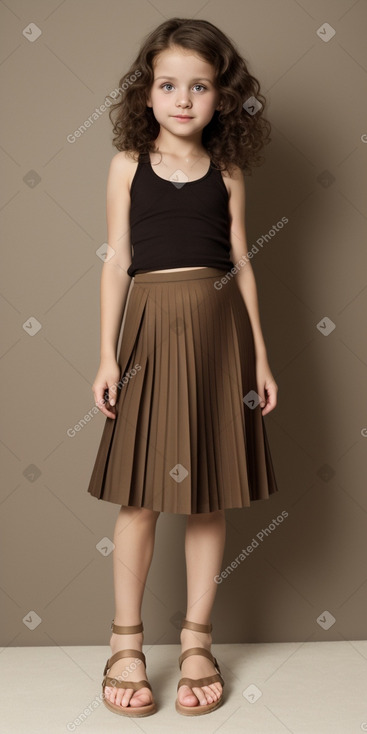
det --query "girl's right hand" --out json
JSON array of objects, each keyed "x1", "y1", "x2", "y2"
[{"x1": 92, "y1": 357, "x2": 121, "y2": 419}]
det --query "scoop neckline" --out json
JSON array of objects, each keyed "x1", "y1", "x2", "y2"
[{"x1": 146, "y1": 153, "x2": 212, "y2": 184}]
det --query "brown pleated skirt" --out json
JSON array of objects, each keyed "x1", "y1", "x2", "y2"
[{"x1": 87, "y1": 267, "x2": 279, "y2": 514}]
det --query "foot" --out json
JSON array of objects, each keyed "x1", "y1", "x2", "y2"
[
  {"x1": 178, "y1": 627, "x2": 223, "y2": 708},
  {"x1": 103, "y1": 628, "x2": 153, "y2": 710}
]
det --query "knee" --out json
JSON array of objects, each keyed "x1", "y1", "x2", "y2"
[
  {"x1": 142, "y1": 507, "x2": 160, "y2": 521},
  {"x1": 120, "y1": 505, "x2": 160, "y2": 521},
  {"x1": 189, "y1": 509, "x2": 225, "y2": 521}
]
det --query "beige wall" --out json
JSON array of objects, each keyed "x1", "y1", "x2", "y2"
[{"x1": 1, "y1": 1, "x2": 366, "y2": 647}]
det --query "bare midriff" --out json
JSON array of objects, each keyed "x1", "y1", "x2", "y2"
[{"x1": 149, "y1": 266, "x2": 207, "y2": 273}]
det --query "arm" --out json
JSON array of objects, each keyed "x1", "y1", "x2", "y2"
[
  {"x1": 99, "y1": 151, "x2": 133, "y2": 360},
  {"x1": 232, "y1": 260, "x2": 268, "y2": 360},
  {"x1": 92, "y1": 152, "x2": 134, "y2": 417},
  {"x1": 226, "y1": 165, "x2": 278, "y2": 415}
]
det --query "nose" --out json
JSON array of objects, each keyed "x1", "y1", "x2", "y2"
[{"x1": 175, "y1": 88, "x2": 192, "y2": 107}]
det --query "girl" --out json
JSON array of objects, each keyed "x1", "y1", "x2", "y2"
[{"x1": 87, "y1": 17, "x2": 279, "y2": 718}]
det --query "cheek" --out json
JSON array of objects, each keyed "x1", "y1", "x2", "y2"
[
  {"x1": 200, "y1": 96, "x2": 218, "y2": 115},
  {"x1": 154, "y1": 94, "x2": 171, "y2": 111}
]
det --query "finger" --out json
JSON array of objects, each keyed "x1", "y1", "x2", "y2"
[
  {"x1": 94, "y1": 387, "x2": 107, "y2": 409},
  {"x1": 94, "y1": 387, "x2": 116, "y2": 419},
  {"x1": 103, "y1": 409, "x2": 117, "y2": 419},
  {"x1": 267, "y1": 384, "x2": 278, "y2": 407},
  {"x1": 101, "y1": 395, "x2": 117, "y2": 418},
  {"x1": 98, "y1": 402, "x2": 117, "y2": 419},
  {"x1": 108, "y1": 381, "x2": 119, "y2": 407},
  {"x1": 262, "y1": 390, "x2": 277, "y2": 415}
]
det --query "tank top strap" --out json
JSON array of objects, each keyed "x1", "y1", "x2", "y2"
[{"x1": 138, "y1": 151, "x2": 150, "y2": 164}]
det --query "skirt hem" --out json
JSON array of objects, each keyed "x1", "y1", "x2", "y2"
[{"x1": 88, "y1": 491, "x2": 279, "y2": 514}]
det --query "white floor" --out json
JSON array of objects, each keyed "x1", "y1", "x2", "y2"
[{"x1": 2, "y1": 641, "x2": 366, "y2": 733}]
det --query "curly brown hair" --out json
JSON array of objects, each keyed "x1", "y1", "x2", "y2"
[{"x1": 107, "y1": 18, "x2": 271, "y2": 176}]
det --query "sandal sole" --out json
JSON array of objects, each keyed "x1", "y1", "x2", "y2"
[
  {"x1": 103, "y1": 695, "x2": 157, "y2": 717},
  {"x1": 175, "y1": 695, "x2": 224, "y2": 716}
]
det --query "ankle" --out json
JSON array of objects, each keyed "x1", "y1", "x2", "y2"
[
  {"x1": 180, "y1": 627, "x2": 212, "y2": 646},
  {"x1": 110, "y1": 629, "x2": 144, "y2": 648}
]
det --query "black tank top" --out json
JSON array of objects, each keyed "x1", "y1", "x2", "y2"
[{"x1": 127, "y1": 152, "x2": 234, "y2": 277}]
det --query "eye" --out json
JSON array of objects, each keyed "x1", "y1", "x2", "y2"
[{"x1": 160, "y1": 83, "x2": 208, "y2": 92}]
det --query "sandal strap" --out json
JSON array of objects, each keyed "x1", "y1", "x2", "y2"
[
  {"x1": 181, "y1": 618, "x2": 212, "y2": 633},
  {"x1": 178, "y1": 647, "x2": 224, "y2": 689},
  {"x1": 179, "y1": 646, "x2": 214, "y2": 669},
  {"x1": 111, "y1": 619, "x2": 143, "y2": 634},
  {"x1": 103, "y1": 648, "x2": 146, "y2": 676},
  {"x1": 103, "y1": 675, "x2": 152, "y2": 692},
  {"x1": 177, "y1": 672, "x2": 224, "y2": 691}
]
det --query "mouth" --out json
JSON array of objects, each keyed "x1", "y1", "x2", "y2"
[{"x1": 172, "y1": 115, "x2": 193, "y2": 119}]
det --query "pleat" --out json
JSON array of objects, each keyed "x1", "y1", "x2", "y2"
[
  {"x1": 226, "y1": 281, "x2": 278, "y2": 502},
  {"x1": 200, "y1": 279, "x2": 221, "y2": 510},
  {"x1": 87, "y1": 268, "x2": 279, "y2": 513},
  {"x1": 87, "y1": 285, "x2": 148, "y2": 504},
  {"x1": 203, "y1": 278, "x2": 251, "y2": 510}
]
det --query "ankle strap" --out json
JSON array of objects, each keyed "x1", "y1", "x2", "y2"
[
  {"x1": 181, "y1": 618, "x2": 212, "y2": 633},
  {"x1": 111, "y1": 619, "x2": 143, "y2": 634}
]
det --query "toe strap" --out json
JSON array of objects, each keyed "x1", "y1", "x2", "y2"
[
  {"x1": 177, "y1": 672, "x2": 224, "y2": 691},
  {"x1": 103, "y1": 675, "x2": 152, "y2": 691}
]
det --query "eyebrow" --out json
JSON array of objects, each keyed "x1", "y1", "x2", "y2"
[{"x1": 155, "y1": 76, "x2": 213, "y2": 83}]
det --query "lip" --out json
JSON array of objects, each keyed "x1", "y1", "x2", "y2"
[{"x1": 172, "y1": 115, "x2": 193, "y2": 119}]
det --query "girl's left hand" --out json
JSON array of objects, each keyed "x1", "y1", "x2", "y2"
[{"x1": 255, "y1": 357, "x2": 278, "y2": 416}]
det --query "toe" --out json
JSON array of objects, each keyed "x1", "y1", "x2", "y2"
[
  {"x1": 129, "y1": 688, "x2": 152, "y2": 707},
  {"x1": 179, "y1": 685, "x2": 201, "y2": 707},
  {"x1": 106, "y1": 685, "x2": 152, "y2": 709},
  {"x1": 206, "y1": 686, "x2": 216, "y2": 701},
  {"x1": 178, "y1": 683, "x2": 222, "y2": 708},
  {"x1": 192, "y1": 686, "x2": 209, "y2": 706},
  {"x1": 200, "y1": 683, "x2": 223, "y2": 704},
  {"x1": 112, "y1": 686, "x2": 123, "y2": 705},
  {"x1": 104, "y1": 684, "x2": 116, "y2": 702},
  {"x1": 119, "y1": 687, "x2": 135, "y2": 707},
  {"x1": 201, "y1": 685, "x2": 214, "y2": 703},
  {"x1": 210, "y1": 682, "x2": 221, "y2": 698}
]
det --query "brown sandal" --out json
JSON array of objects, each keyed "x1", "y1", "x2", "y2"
[
  {"x1": 175, "y1": 619, "x2": 225, "y2": 716},
  {"x1": 102, "y1": 620, "x2": 157, "y2": 717}
]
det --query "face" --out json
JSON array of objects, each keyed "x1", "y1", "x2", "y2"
[{"x1": 146, "y1": 46, "x2": 221, "y2": 137}]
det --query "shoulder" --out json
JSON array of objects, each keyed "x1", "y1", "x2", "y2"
[{"x1": 107, "y1": 150, "x2": 140, "y2": 193}]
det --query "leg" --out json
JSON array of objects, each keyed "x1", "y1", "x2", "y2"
[
  {"x1": 104, "y1": 505, "x2": 160, "y2": 710},
  {"x1": 178, "y1": 509, "x2": 226, "y2": 708}
]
